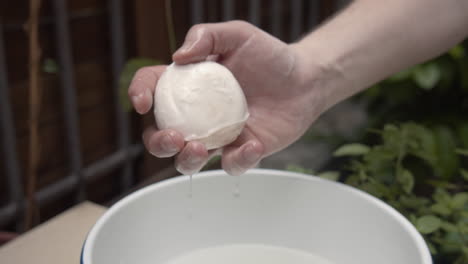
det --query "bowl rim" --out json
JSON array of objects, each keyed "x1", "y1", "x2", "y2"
[{"x1": 81, "y1": 168, "x2": 432, "y2": 264}]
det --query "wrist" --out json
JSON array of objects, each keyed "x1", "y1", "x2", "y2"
[{"x1": 288, "y1": 41, "x2": 345, "y2": 114}]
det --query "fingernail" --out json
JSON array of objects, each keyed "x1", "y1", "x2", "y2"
[
  {"x1": 176, "y1": 155, "x2": 204, "y2": 175},
  {"x1": 175, "y1": 39, "x2": 195, "y2": 55},
  {"x1": 227, "y1": 165, "x2": 244, "y2": 177},
  {"x1": 131, "y1": 93, "x2": 143, "y2": 107},
  {"x1": 176, "y1": 167, "x2": 200, "y2": 176},
  {"x1": 175, "y1": 28, "x2": 204, "y2": 55},
  {"x1": 161, "y1": 134, "x2": 178, "y2": 153},
  {"x1": 176, "y1": 161, "x2": 202, "y2": 176},
  {"x1": 179, "y1": 44, "x2": 192, "y2": 54},
  {"x1": 243, "y1": 144, "x2": 261, "y2": 163},
  {"x1": 186, "y1": 155, "x2": 204, "y2": 166}
]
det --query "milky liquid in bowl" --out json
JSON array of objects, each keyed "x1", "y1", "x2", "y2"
[{"x1": 164, "y1": 244, "x2": 335, "y2": 264}]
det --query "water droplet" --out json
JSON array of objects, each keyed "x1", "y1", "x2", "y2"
[
  {"x1": 187, "y1": 174, "x2": 193, "y2": 219},
  {"x1": 188, "y1": 174, "x2": 193, "y2": 198},
  {"x1": 233, "y1": 176, "x2": 240, "y2": 198}
]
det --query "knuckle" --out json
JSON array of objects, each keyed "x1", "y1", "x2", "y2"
[
  {"x1": 128, "y1": 68, "x2": 149, "y2": 96},
  {"x1": 134, "y1": 67, "x2": 152, "y2": 79},
  {"x1": 188, "y1": 23, "x2": 206, "y2": 35},
  {"x1": 228, "y1": 20, "x2": 250, "y2": 28}
]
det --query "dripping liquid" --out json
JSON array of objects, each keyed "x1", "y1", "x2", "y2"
[
  {"x1": 187, "y1": 174, "x2": 193, "y2": 218},
  {"x1": 233, "y1": 175, "x2": 240, "y2": 197},
  {"x1": 189, "y1": 174, "x2": 193, "y2": 198}
]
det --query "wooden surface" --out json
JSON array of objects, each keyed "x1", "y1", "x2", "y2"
[{"x1": 0, "y1": 201, "x2": 106, "y2": 264}]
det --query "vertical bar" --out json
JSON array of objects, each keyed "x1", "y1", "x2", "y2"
[
  {"x1": 191, "y1": 0, "x2": 204, "y2": 24},
  {"x1": 0, "y1": 204, "x2": 16, "y2": 228},
  {"x1": 339, "y1": 0, "x2": 351, "y2": 9},
  {"x1": 0, "y1": 23, "x2": 24, "y2": 231},
  {"x1": 52, "y1": 0, "x2": 85, "y2": 201},
  {"x1": 108, "y1": 0, "x2": 133, "y2": 191},
  {"x1": 290, "y1": 0, "x2": 303, "y2": 41},
  {"x1": 248, "y1": 0, "x2": 261, "y2": 26},
  {"x1": 222, "y1": 0, "x2": 234, "y2": 21},
  {"x1": 308, "y1": 0, "x2": 320, "y2": 30},
  {"x1": 270, "y1": 0, "x2": 282, "y2": 39}
]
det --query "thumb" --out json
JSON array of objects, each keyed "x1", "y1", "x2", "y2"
[{"x1": 173, "y1": 21, "x2": 256, "y2": 64}]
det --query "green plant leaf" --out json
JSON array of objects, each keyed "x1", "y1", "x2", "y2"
[
  {"x1": 461, "y1": 211, "x2": 468, "y2": 221},
  {"x1": 463, "y1": 246, "x2": 468, "y2": 256},
  {"x1": 437, "y1": 231, "x2": 465, "y2": 253},
  {"x1": 431, "y1": 202, "x2": 452, "y2": 216},
  {"x1": 456, "y1": 149, "x2": 468, "y2": 156},
  {"x1": 382, "y1": 124, "x2": 403, "y2": 153},
  {"x1": 451, "y1": 193, "x2": 468, "y2": 209},
  {"x1": 433, "y1": 126, "x2": 460, "y2": 180},
  {"x1": 457, "y1": 123, "x2": 468, "y2": 148},
  {"x1": 461, "y1": 169, "x2": 468, "y2": 182},
  {"x1": 119, "y1": 58, "x2": 162, "y2": 112},
  {"x1": 363, "y1": 84, "x2": 381, "y2": 101},
  {"x1": 388, "y1": 66, "x2": 414, "y2": 82},
  {"x1": 437, "y1": 58, "x2": 456, "y2": 91},
  {"x1": 316, "y1": 171, "x2": 340, "y2": 181},
  {"x1": 397, "y1": 169, "x2": 415, "y2": 194},
  {"x1": 449, "y1": 45, "x2": 465, "y2": 60},
  {"x1": 333, "y1": 143, "x2": 370, "y2": 157},
  {"x1": 202, "y1": 156, "x2": 221, "y2": 170},
  {"x1": 286, "y1": 164, "x2": 314, "y2": 174},
  {"x1": 416, "y1": 215, "x2": 442, "y2": 234},
  {"x1": 454, "y1": 256, "x2": 468, "y2": 264},
  {"x1": 441, "y1": 221, "x2": 458, "y2": 232},
  {"x1": 461, "y1": 58, "x2": 468, "y2": 92},
  {"x1": 426, "y1": 179, "x2": 458, "y2": 190},
  {"x1": 43, "y1": 58, "x2": 59, "y2": 73},
  {"x1": 427, "y1": 241, "x2": 438, "y2": 255},
  {"x1": 404, "y1": 123, "x2": 437, "y2": 165},
  {"x1": 399, "y1": 195, "x2": 429, "y2": 210},
  {"x1": 344, "y1": 174, "x2": 360, "y2": 186},
  {"x1": 359, "y1": 182, "x2": 387, "y2": 198},
  {"x1": 460, "y1": 248, "x2": 468, "y2": 264},
  {"x1": 409, "y1": 214, "x2": 418, "y2": 225},
  {"x1": 458, "y1": 221, "x2": 468, "y2": 233},
  {"x1": 412, "y1": 63, "x2": 441, "y2": 90},
  {"x1": 433, "y1": 188, "x2": 452, "y2": 205}
]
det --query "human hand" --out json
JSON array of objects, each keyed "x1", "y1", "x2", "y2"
[{"x1": 128, "y1": 21, "x2": 326, "y2": 176}]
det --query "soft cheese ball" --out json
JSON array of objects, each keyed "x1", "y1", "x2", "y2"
[{"x1": 154, "y1": 62, "x2": 249, "y2": 150}]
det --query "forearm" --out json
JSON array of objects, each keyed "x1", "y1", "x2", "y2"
[{"x1": 292, "y1": 0, "x2": 468, "y2": 110}]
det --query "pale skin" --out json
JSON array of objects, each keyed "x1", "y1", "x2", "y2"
[{"x1": 128, "y1": 0, "x2": 468, "y2": 176}]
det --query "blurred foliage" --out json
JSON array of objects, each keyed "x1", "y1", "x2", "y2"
[
  {"x1": 342, "y1": 43, "x2": 468, "y2": 264},
  {"x1": 336, "y1": 123, "x2": 468, "y2": 263},
  {"x1": 42, "y1": 58, "x2": 59, "y2": 73},
  {"x1": 202, "y1": 156, "x2": 222, "y2": 171},
  {"x1": 289, "y1": 43, "x2": 468, "y2": 263},
  {"x1": 286, "y1": 164, "x2": 315, "y2": 175},
  {"x1": 286, "y1": 164, "x2": 341, "y2": 182},
  {"x1": 362, "y1": 44, "x2": 468, "y2": 130},
  {"x1": 119, "y1": 58, "x2": 162, "y2": 112}
]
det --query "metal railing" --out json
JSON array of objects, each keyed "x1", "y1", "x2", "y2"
[
  {"x1": 0, "y1": 0, "x2": 326, "y2": 231},
  {"x1": 0, "y1": 0, "x2": 142, "y2": 230}
]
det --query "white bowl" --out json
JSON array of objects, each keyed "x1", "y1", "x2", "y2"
[{"x1": 81, "y1": 169, "x2": 432, "y2": 264}]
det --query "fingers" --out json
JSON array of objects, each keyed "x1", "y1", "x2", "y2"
[
  {"x1": 173, "y1": 21, "x2": 256, "y2": 64},
  {"x1": 142, "y1": 126, "x2": 264, "y2": 176},
  {"x1": 142, "y1": 127, "x2": 185, "y2": 158},
  {"x1": 143, "y1": 127, "x2": 219, "y2": 175},
  {"x1": 128, "y1": 65, "x2": 166, "y2": 114},
  {"x1": 175, "y1": 141, "x2": 210, "y2": 175},
  {"x1": 222, "y1": 140, "x2": 264, "y2": 176},
  {"x1": 142, "y1": 126, "x2": 211, "y2": 175}
]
